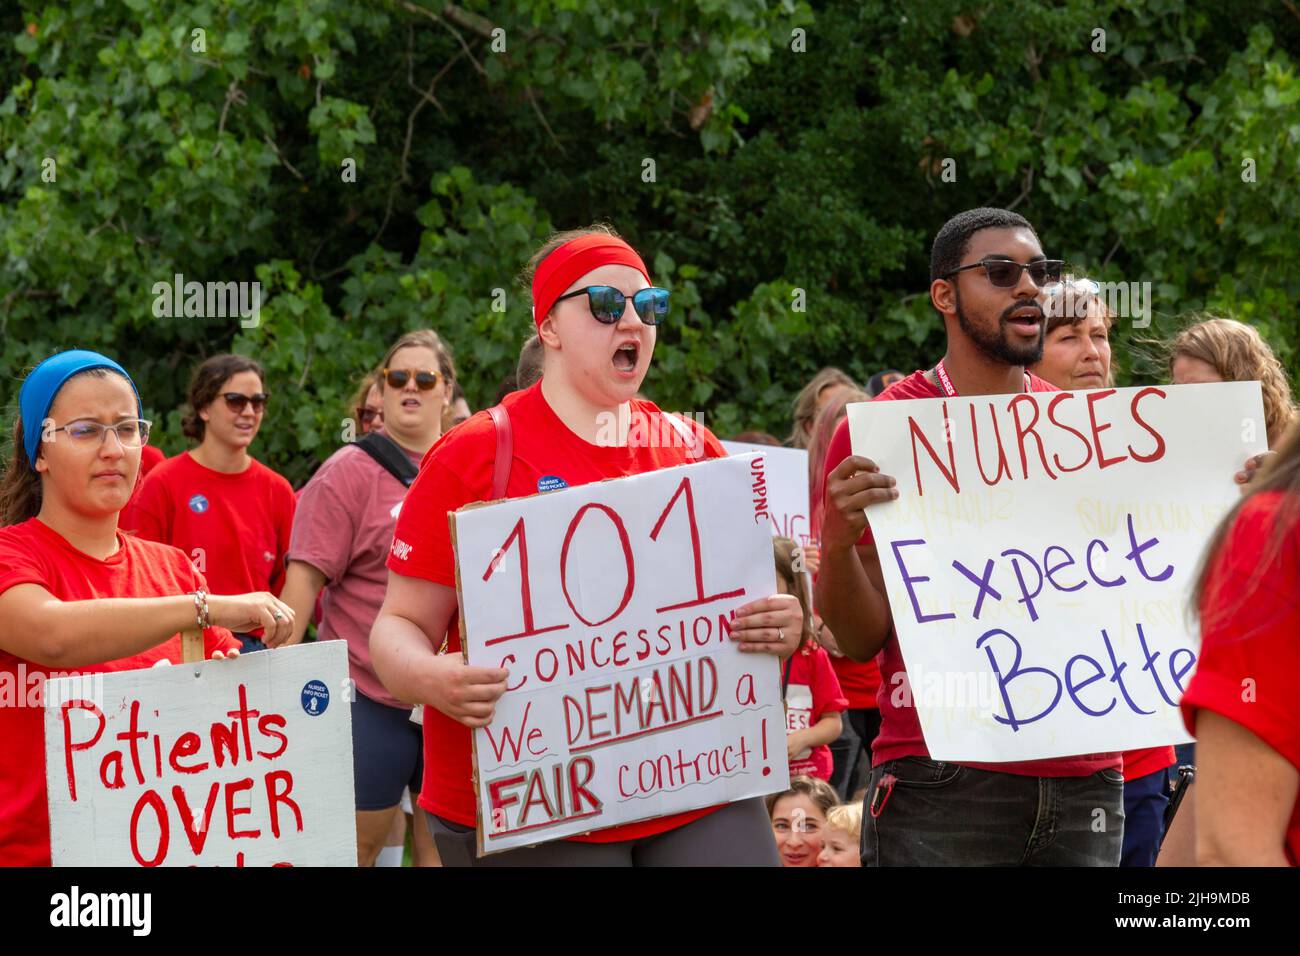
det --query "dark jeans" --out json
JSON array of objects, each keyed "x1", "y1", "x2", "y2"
[
  {"x1": 427, "y1": 797, "x2": 779, "y2": 867},
  {"x1": 829, "y1": 708, "x2": 881, "y2": 800},
  {"x1": 1120, "y1": 766, "x2": 1171, "y2": 867},
  {"x1": 861, "y1": 756, "x2": 1124, "y2": 866},
  {"x1": 233, "y1": 632, "x2": 267, "y2": 653}
]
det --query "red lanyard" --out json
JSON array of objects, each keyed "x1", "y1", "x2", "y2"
[{"x1": 934, "y1": 359, "x2": 1031, "y2": 397}]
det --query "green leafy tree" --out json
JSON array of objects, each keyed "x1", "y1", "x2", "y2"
[{"x1": 3, "y1": 0, "x2": 1296, "y2": 484}]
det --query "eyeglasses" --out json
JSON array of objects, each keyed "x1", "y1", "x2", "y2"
[
  {"x1": 50, "y1": 419, "x2": 153, "y2": 447},
  {"x1": 356, "y1": 406, "x2": 383, "y2": 426},
  {"x1": 223, "y1": 392, "x2": 269, "y2": 413},
  {"x1": 944, "y1": 258, "x2": 1064, "y2": 288},
  {"x1": 1042, "y1": 277, "x2": 1102, "y2": 298},
  {"x1": 553, "y1": 286, "x2": 671, "y2": 325},
  {"x1": 382, "y1": 369, "x2": 442, "y2": 390}
]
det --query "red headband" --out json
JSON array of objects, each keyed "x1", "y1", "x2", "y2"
[{"x1": 531, "y1": 234, "x2": 651, "y2": 329}]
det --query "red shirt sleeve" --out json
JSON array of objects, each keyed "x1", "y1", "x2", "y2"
[
  {"x1": 0, "y1": 532, "x2": 47, "y2": 598},
  {"x1": 822, "y1": 417, "x2": 874, "y2": 547},
  {"x1": 387, "y1": 443, "x2": 487, "y2": 587},
  {"x1": 810, "y1": 645, "x2": 849, "y2": 720},
  {"x1": 1182, "y1": 494, "x2": 1300, "y2": 771}
]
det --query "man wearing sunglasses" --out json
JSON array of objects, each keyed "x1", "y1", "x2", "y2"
[{"x1": 816, "y1": 208, "x2": 1125, "y2": 867}]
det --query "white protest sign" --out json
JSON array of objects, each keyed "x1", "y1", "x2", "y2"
[
  {"x1": 847, "y1": 382, "x2": 1266, "y2": 762},
  {"x1": 45, "y1": 640, "x2": 356, "y2": 866},
  {"x1": 721, "y1": 442, "x2": 811, "y2": 545},
  {"x1": 453, "y1": 454, "x2": 789, "y2": 855}
]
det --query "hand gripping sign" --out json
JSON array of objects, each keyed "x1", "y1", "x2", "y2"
[
  {"x1": 452, "y1": 454, "x2": 790, "y2": 855},
  {"x1": 45, "y1": 640, "x2": 356, "y2": 866},
  {"x1": 847, "y1": 382, "x2": 1267, "y2": 763}
]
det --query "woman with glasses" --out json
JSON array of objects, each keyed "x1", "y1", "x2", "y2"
[
  {"x1": 124, "y1": 354, "x2": 296, "y2": 653},
  {"x1": 1030, "y1": 275, "x2": 1115, "y2": 390},
  {"x1": 0, "y1": 350, "x2": 294, "y2": 865},
  {"x1": 371, "y1": 224, "x2": 805, "y2": 866},
  {"x1": 276, "y1": 330, "x2": 454, "y2": 867}
]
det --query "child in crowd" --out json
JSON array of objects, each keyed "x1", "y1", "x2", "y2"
[
  {"x1": 773, "y1": 537, "x2": 847, "y2": 781},
  {"x1": 818, "y1": 803, "x2": 862, "y2": 867},
  {"x1": 767, "y1": 776, "x2": 840, "y2": 867}
]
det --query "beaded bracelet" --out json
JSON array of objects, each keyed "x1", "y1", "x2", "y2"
[{"x1": 191, "y1": 588, "x2": 210, "y2": 630}]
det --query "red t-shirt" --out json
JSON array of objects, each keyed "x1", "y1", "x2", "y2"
[
  {"x1": 123, "y1": 444, "x2": 166, "y2": 520},
  {"x1": 388, "y1": 382, "x2": 734, "y2": 843},
  {"x1": 123, "y1": 451, "x2": 296, "y2": 599},
  {"x1": 812, "y1": 463, "x2": 881, "y2": 709},
  {"x1": 821, "y1": 369, "x2": 1120, "y2": 777},
  {"x1": 0, "y1": 517, "x2": 239, "y2": 866},
  {"x1": 1122, "y1": 746, "x2": 1177, "y2": 781},
  {"x1": 830, "y1": 655, "x2": 880, "y2": 710},
  {"x1": 1182, "y1": 491, "x2": 1300, "y2": 865},
  {"x1": 785, "y1": 643, "x2": 849, "y2": 780}
]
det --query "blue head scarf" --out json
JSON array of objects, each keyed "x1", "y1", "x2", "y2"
[{"x1": 17, "y1": 350, "x2": 143, "y2": 472}]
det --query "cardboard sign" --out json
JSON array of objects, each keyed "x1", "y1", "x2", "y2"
[
  {"x1": 452, "y1": 454, "x2": 789, "y2": 855},
  {"x1": 721, "y1": 442, "x2": 811, "y2": 545},
  {"x1": 45, "y1": 641, "x2": 356, "y2": 866},
  {"x1": 847, "y1": 382, "x2": 1267, "y2": 762}
]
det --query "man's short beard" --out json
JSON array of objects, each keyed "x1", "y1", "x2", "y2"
[{"x1": 954, "y1": 286, "x2": 1045, "y2": 366}]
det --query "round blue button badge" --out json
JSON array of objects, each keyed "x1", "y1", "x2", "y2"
[{"x1": 301, "y1": 680, "x2": 329, "y2": 716}]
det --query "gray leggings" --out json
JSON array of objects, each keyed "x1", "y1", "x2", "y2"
[{"x1": 427, "y1": 798, "x2": 780, "y2": 867}]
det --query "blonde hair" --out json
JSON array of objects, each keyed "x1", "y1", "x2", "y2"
[
  {"x1": 1169, "y1": 317, "x2": 1297, "y2": 448},
  {"x1": 790, "y1": 368, "x2": 859, "y2": 449},
  {"x1": 772, "y1": 536, "x2": 815, "y2": 648},
  {"x1": 826, "y1": 802, "x2": 862, "y2": 840}
]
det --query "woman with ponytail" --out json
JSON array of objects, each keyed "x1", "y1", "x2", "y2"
[{"x1": 0, "y1": 350, "x2": 294, "y2": 865}]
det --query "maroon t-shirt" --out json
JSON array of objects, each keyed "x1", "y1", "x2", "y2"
[
  {"x1": 288, "y1": 441, "x2": 424, "y2": 709},
  {"x1": 821, "y1": 369, "x2": 1121, "y2": 777}
]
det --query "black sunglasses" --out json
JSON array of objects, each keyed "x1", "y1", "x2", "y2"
[
  {"x1": 944, "y1": 258, "x2": 1064, "y2": 288},
  {"x1": 554, "y1": 286, "x2": 670, "y2": 325},
  {"x1": 222, "y1": 392, "x2": 269, "y2": 412}
]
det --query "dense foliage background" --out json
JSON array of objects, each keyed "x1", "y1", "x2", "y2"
[{"x1": 3, "y1": 0, "x2": 1297, "y2": 485}]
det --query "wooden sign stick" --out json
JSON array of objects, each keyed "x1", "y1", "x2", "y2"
[{"x1": 181, "y1": 627, "x2": 205, "y2": 663}]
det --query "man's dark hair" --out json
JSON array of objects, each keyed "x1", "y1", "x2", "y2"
[{"x1": 930, "y1": 207, "x2": 1037, "y2": 283}]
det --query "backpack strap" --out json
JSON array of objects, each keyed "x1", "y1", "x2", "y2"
[
  {"x1": 354, "y1": 431, "x2": 419, "y2": 488},
  {"x1": 487, "y1": 403, "x2": 513, "y2": 500},
  {"x1": 661, "y1": 411, "x2": 695, "y2": 445}
]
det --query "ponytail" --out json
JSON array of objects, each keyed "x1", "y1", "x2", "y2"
[{"x1": 0, "y1": 417, "x2": 43, "y2": 526}]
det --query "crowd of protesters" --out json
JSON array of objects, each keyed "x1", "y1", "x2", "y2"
[{"x1": 2, "y1": 208, "x2": 1297, "y2": 868}]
